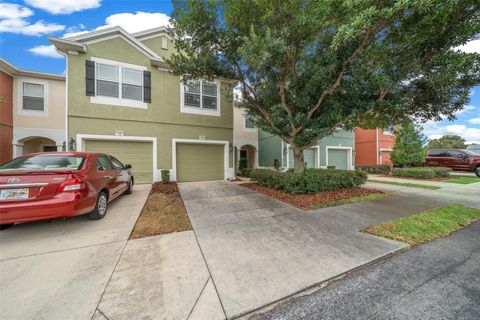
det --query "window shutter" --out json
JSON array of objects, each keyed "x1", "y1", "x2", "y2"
[
  {"x1": 143, "y1": 70, "x2": 151, "y2": 103},
  {"x1": 85, "y1": 60, "x2": 95, "y2": 96}
]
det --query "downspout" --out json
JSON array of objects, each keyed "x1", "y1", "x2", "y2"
[
  {"x1": 376, "y1": 128, "x2": 379, "y2": 165},
  {"x1": 57, "y1": 51, "x2": 69, "y2": 151}
]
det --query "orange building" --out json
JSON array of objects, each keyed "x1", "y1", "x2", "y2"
[
  {"x1": 355, "y1": 128, "x2": 395, "y2": 166},
  {"x1": 0, "y1": 68, "x2": 13, "y2": 164}
]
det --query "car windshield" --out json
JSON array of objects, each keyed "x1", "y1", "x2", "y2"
[
  {"x1": 464, "y1": 150, "x2": 479, "y2": 156},
  {"x1": 0, "y1": 155, "x2": 85, "y2": 171}
]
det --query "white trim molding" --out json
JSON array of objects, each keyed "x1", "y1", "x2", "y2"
[
  {"x1": 90, "y1": 57, "x2": 148, "y2": 109},
  {"x1": 325, "y1": 146, "x2": 353, "y2": 170},
  {"x1": 180, "y1": 79, "x2": 221, "y2": 117},
  {"x1": 171, "y1": 138, "x2": 232, "y2": 181},
  {"x1": 16, "y1": 77, "x2": 49, "y2": 117},
  {"x1": 76, "y1": 134, "x2": 159, "y2": 181}
]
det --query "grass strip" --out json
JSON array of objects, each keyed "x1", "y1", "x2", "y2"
[
  {"x1": 368, "y1": 179, "x2": 441, "y2": 190},
  {"x1": 443, "y1": 177, "x2": 480, "y2": 184},
  {"x1": 312, "y1": 193, "x2": 388, "y2": 209},
  {"x1": 363, "y1": 204, "x2": 480, "y2": 246}
]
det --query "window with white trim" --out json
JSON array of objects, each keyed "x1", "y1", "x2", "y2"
[
  {"x1": 95, "y1": 62, "x2": 143, "y2": 102},
  {"x1": 183, "y1": 80, "x2": 219, "y2": 111},
  {"x1": 23, "y1": 82, "x2": 44, "y2": 111},
  {"x1": 244, "y1": 115, "x2": 255, "y2": 129}
]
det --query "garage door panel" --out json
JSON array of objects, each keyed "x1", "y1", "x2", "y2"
[
  {"x1": 328, "y1": 149, "x2": 349, "y2": 170},
  {"x1": 177, "y1": 144, "x2": 224, "y2": 182},
  {"x1": 85, "y1": 140, "x2": 153, "y2": 184}
]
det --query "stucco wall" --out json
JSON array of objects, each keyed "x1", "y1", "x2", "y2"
[
  {"x1": 233, "y1": 106, "x2": 258, "y2": 147},
  {"x1": 0, "y1": 70, "x2": 13, "y2": 163}
]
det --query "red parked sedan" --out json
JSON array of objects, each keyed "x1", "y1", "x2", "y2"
[{"x1": 0, "y1": 152, "x2": 134, "y2": 230}]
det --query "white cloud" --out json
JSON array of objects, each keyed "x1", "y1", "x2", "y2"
[
  {"x1": 0, "y1": 3, "x2": 64, "y2": 36},
  {"x1": 64, "y1": 11, "x2": 171, "y2": 38},
  {"x1": 24, "y1": 0, "x2": 101, "y2": 15},
  {"x1": 469, "y1": 118, "x2": 480, "y2": 125},
  {"x1": 423, "y1": 122, "x2": 480, "y2": 144},
  {"x1": 456, "y1": 39, "x2": 480, "y2": 54},
  {"x1": 28, "y1": 44, "x2": 63, "y2": 58},
  {"x1": 455, "y1": 105, "x2": 476, "y2": 115}
]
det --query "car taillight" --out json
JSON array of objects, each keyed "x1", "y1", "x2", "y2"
[{"x1": 59, "y1": 176, "x2": 86, "y2": 192}]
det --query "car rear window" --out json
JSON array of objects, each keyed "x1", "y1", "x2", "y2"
[{"x1": 0, "y1": 155, "x2": 85, "y2": 171}]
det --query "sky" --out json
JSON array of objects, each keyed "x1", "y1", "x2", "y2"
[{"x1": 0, "y1": 0, "x2": 479, "y2": 144}]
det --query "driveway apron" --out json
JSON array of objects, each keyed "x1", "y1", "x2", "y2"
[{"x1": 178, "y1": 181, "x2": 408, "y2": 319}]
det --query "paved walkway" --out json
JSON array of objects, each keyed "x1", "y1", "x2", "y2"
[
  {"x1": 253, "y1": 221, "x2": 480, "y2": 320},
  {"x1": 0, "y1": 185, "x2": 151, "y2": 320},
  {"x1": 178, "y1": 181, "x2": 416, "y2": 319}
]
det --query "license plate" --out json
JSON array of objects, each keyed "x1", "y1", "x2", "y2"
[{"x1": 0, "y1": 188, "x2": 29, "y2": 200}]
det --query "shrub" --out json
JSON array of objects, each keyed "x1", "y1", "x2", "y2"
[
  {"x1": 239, "y1": 167, "x2": 253, "y2": 177},
  {"x1": 392, "y1": 167, "x2": 436, "y2": 179},
  {"x1": 391, "y1": 166, "x2": 452, "y2": 179},
  {"x1": 273, "y1": 159, "x2": 281, "y2": 171},
  {"x1": 430, "y1": 167, "x2": 451, "y2": 177},
  {"x1": 327, "y1": 166, "x2": 336, "y2": 170},
  {"x1": 249, "y1": 168, "x2": 367, "y2": 194},
  {"x1": 356, "y1": 165, "x2": 391, "y2": 175},
  {"x1": 239, "y1": 157, "x2": 248, "y2": 170},
  {"x1": 161, "y1": 169, "x2": 170, "y2": 183}
]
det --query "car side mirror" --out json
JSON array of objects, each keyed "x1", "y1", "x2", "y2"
[{"x1": 124, "y1": 164, "x2": 132, "y2": 169}]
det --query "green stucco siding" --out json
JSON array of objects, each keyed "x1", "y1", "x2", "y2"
[
  {"x1": 140, "y1": 36, "x2": 174, "y2": 60},
  {"x1": 258, "y1": 130, "x2": 282, "y2": 167},
  {"x1": 317, "y1": 131, "x2": 355, "y2": 167},
  {"x1": 176, "y1": 143, "x2": 224, "y2": 181},
  {"x1": 67, "y1": 36, "x2": 234, "y2": 178},
  {"x1": 288, "y1": 148, "x2": 317, "y2": 168}
]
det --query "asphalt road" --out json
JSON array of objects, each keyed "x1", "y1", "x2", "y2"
[{"x1": 252, "y1": 221, "x2": 480, "y2": 320}]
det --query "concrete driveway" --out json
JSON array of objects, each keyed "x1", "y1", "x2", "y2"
[
  {"x1": 178, "y1": 181, "x2": 413, "y2": 319},
  {"x1": 0, "y1": 184, "x2": 150, "y2": 320}
]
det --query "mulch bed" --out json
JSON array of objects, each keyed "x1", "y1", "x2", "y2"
[
  {"x1": 241, "y1": 183, "x2": 386, "y2": 211},
  {"x1": 129, "y1": 182, "x2": 192, "y2": 239}
]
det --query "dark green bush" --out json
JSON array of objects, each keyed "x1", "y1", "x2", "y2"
[
  {"x1": 161, "y1": 169, "x2": 170, "y2": 183},
  {"x1": 392, "y1": 166, "x2": 451, "y2": 179},
  {"x1": 249, "y1": 168, "x2": 367, "y2": 194},
  {"x1": 356, "y1": 165, "x2": 391, "y2": 175},
  {"x1": 392, "y1": 167, "x2": 436, "y2": 179},
  {"x1": 327, "y1": 166, "x2": 336, "y2": 170},
  {"x1": 239, "y1": 157, "x2": 248, "y2": 170},
  {"x1": 239, "y1": 167, "x2": 253, "y2": 177}
]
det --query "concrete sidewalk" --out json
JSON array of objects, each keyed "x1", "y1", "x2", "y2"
[
  {"x1": 0, "y1": 185, "x2": 151, "y2": 320},
  {"x1": 178, "y1": 181, "x2": 417, "y2": 319}
]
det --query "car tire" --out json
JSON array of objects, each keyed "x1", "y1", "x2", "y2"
[
  {"x1": 88, "y1": 191, "x2": 108, "y2": 220},
  {"x1": 0, "y1": 224, "x2": 13, "y2": 231},
  {"x1": 124, "y1": 178, "x2": 133, "y2": 195},
  {"x1": 475, "y1": 167, "x2": 480, "y2": 178}
]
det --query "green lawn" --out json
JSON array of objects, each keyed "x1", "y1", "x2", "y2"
[
  {"x1": 368, "y1": 180, "x2": 441, "y2": 190},
  {"x1": 312, "y1": 193, "x2": 388, "y2": 209},
  {"x1": 444, "y1": 177, "x2": 480, "y2": 184},
  {"x1": 364, "y1": 204, "x2": 480, "y2": 246}
]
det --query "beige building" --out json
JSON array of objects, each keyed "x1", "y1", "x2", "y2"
[
  {"x1": 233, "y1": 105, "x2": 259, "y2": 170},
  {"x1": 0, "y1": 58, "x2": 66, "y2": 158}
]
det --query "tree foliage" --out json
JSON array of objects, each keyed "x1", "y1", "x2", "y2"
[
  {"x1": 168, "y1": 0, "x2": 480, "y2": 172},
  {"x1": 426, "y1": 135, "x2": 467, "y2": 149},
  {"x1": 391, "y1": 121, "x2": 426, "y2": 166}
]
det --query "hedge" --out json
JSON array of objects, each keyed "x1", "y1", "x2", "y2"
[
  {"x1": 391, "y1": 167, "x2": 451, "y2": 179},
  {"x1": 249, "y1": 168, "x2": 367, "y2": 194},
  {"x1": 356, "y1": 165, "x2": 391, "y2": 175}
]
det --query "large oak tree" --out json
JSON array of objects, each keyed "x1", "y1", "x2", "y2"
[{"x1": 167, "y1": 0, "x2": 480, "y2": 172}]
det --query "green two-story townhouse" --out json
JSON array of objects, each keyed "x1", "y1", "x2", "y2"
[
  {"x1": 259, "y1": 130, "x2": 355, "y2": 170},
  {"x1": 50, "y1": 27, "x2": 235, "y2": 183}
]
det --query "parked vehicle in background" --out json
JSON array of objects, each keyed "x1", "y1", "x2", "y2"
[
  {"x1": 0, "y1": 152, "x2": 134, "y2": 229},
  {"x1": 425, "y1": 149, "x2": 480, "y2": 177},
  {"x1": 466, "y1": 144, "x2": 480, "y2": 155}
]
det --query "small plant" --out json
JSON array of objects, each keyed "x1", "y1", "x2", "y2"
[
  {"x1": 327, "y1": 166, "x2": 336, "y2": 170},
  {"x1": 161, "y1": 170, "x2": 170, "y2": 183},
  {"x1": 273, "y1": 159, "x2": 281, "y2": 172},
  {"x1": 239, "y1": 167, "x2": 253, "y2": 177},
  {"x1": 356, "y1": 165, "x2": 391, "y2": 175},
  {"x1": 239, "y1": 157, "x2": 248, "y2": 170}
]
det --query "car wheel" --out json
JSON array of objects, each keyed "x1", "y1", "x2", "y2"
[
  {"x1": 88, "y1": 191, "x2": 108, "y2": 220},
  {"x1": 0, "y1": 224, "x2": 13, "y2": 231},
  {"x1": 475, "y1": 167, "x2": 480, "y2": 178},
  {"x1": 124, "y1": 178, "x2": 133, "y2": 195}
]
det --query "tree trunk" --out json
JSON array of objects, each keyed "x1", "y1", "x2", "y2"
[{"x1": 291, "y1": 145, "x2": 305, "y2": 174}]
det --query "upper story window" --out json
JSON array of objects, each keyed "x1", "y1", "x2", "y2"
[
  {"x1": 23, "y1": 82, "x2": 45, "y2": 111},
  {"x1": 244, "y1": 115, "x2": 256, "y2": 130},
  {"x1": 383, "y1": 126, "x2": 395, "y2": 135},
  {"x1": 181, "y1": 79, "x2": 220, "y2": 116},
  {"x1": 89, "y1": 57, "x2": 150, "y2": 109}
]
